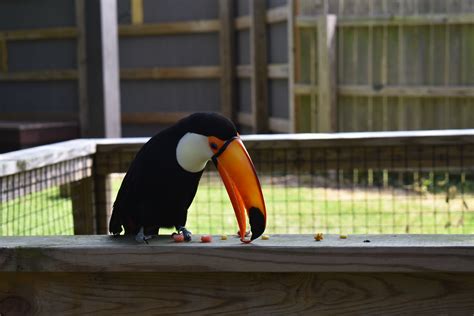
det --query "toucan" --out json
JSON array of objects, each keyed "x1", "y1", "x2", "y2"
[{"x1": 109, "y1": 112, "x2": 267, "y2": 243}]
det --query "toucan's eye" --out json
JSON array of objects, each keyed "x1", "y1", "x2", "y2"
[{"x1": 210, "y1": 143, "x2": 218, "y2": 150}]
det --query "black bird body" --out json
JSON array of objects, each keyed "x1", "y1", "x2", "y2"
[{"x1": 109, "y1": 113, "x2": 236, "y2": 236}]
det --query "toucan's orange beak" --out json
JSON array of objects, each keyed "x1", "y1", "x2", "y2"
[{"x1": 210, "y1": 137, "x2": 266, "y2": 243}]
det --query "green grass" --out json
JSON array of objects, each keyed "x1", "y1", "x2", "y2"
[{"x1": 2, "y1": 176, "x2": 474, "y2": 236}]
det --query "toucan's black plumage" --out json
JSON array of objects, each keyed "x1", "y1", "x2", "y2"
[{"x1": 109, "y1": 112, "x2": 237, "y2": 237}]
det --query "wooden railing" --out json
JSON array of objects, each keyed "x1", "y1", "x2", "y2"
[{"x1": 1, "y1": 234, "x2": 474, "y2": 314}]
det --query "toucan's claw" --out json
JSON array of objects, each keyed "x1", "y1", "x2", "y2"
[
  {"x1": 177, "y1": 226, "x2": 192, "y2": 242},
  {"x1": 135, "y1": 227, "x2": 153, "y2": 244}
]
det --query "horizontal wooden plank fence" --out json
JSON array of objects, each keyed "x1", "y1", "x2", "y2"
[{"x1": 1, "y1": 0, "x2": 473, "y2": 135}]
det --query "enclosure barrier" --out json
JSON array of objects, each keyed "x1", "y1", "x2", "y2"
[
  {"x1": 1, "y1": 234, "x2": 474, "y2": 314},
  {"x1": 1, "y1": 130, "x2": 474, "y2": 236}
]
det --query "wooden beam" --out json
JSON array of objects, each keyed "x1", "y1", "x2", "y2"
[
  {"x1": 0, "y1": 70, "x2": 77, "y2": 81},
  {"x1": 120, "y1": 66, "x2": 221, "y2": 80},
  {"x1": 119, "y1": 20, "x2": 220, "y2": 36},
  {"x1": 0, "y1": 38, "x2": 7, "y2": 72},
  {"x1": 294, "y1": 83, "x2": 318, "y2": 95},
  {"x1": 122, "y1": 112, "x2": 193, "y2": 125},
  {"x1": 287, "y1": 0, "x2": 297, "y2": 132},
  {"x1": 338, "y1": 13, "x2": 474, "y2": 27},
  {"x1": 267, "y1": 63, "x2": 288, "y2": 79},
  {"x1": 339, "y1": 85, "x2": 474, "y2": 98},
  {"x1": 82, "y1": 0, "x2": 121, "y2": 137},
  {"x1": 317, "y1": 14, "x2": 338, "y2": 132},
  {"x1": 2, "y1": 234, "x2": 474, "y2": 273},
  {"x1": 219, "y1": 0, "x2": 236, "y2": 121},
  {"x1": 235, "y1": 5, "x2": 288, "y2": 30},
  {"x1": 75, "y1": 0, "x2": 88, "y2": 138},
  {"x1": 250, "y1": 0, "x2": 269, "y2": 133},
  {"x1": 0, "y1": 27, "x2": 77, "y2": 40},
  {"x1": 266, "y1": 6, "x2": 288, "y2": 24},
  {"x1": 71, "y1": 177, "x2": 96, "y2": 234},
  {"x1": 94, "y1": 174, "x2": 112, "y2": 234},
  {"x1": 131, "y1": 0, "x2": 144, "y2": 25},
  {"x1": 269, "y1": 117, "x2": 290, "y2": 132},
  {"x1": 237, "y1": 64, "x2": 288, "y2": 79}
]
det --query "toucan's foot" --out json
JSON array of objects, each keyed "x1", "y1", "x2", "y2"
[
  {"x1": 135, "y1": 227, "x2": 153, "y2": 244},
  {"x1": 177, "y1": 226, "x2": 192, "y2": 242}
]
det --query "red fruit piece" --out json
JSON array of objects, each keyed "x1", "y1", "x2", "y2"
[
  {"x1": 173, "y1": 234, "x2": 184, "y2": 242},
  {"x1": 201, "y1": 235, "x2": 212, "y2": 243}
]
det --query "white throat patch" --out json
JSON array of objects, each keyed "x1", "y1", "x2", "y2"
[{"x1": 176, "y1": 132, "x2": 214, "y2": 173}]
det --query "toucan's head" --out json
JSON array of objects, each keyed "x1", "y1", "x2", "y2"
[{"x1": 176, "y1": 112, "x2": 266, "y2": 242}]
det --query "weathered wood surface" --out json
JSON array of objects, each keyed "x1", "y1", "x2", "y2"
[
  {"x1": 0, "y1": 139, "x2": 95, "y2": 177},
  {"x1": 2, "y1": 272, "x2": 474, "y2": 315},
  {"x1": 1, "y1": 235, "x2": 474, "y2": 273}
]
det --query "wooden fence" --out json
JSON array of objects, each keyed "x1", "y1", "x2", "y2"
[{"x1": 1, "y1": 0, "x2": 474, "y2": 134}]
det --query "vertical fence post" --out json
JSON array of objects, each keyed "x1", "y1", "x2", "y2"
[
  {"x1": 219, "y1": 0, "x2": 236, "y2": 122},
  {"x1": 317, "y1": 14, "x2": 337, "y2": 132},
  {"x1": 94, "y1": 173, "x2": 112, "y2": 235},
  {"x1": 71, "y1": 177, "x2": 96, "y2": 234},
  {"x1": 287, "y1": 0, "x2": 297, "y2": 133},
  {"x1": 250, "y1": 0, "x2": 269, "y2": 133}
]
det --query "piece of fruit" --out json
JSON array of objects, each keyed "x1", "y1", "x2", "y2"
[
  {"x1": 220, "y1": 235, "x2": 228, "y2": 240},
  {"x1": 261, "y1": 235, "x2": 269, "y2": 240},
  {"x1": 339, "y1": 235, "x2": 347, "y2": 239},
  {"x1": 201, "y1": 235, "x2": 212, "y2": 243},
  {"x1": 314, "y1": 233, "x2": 324, "y2": 241},
  {"x1": 172, "y1": 234, "x2": 184, "y2": 242}
]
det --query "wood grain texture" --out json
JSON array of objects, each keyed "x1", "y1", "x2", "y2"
[
  {"x1": 219, "y1": 0, "x2": 236, "y2": 120},
  {"x1": 0, "y1": 139, "x2": 95, "y2": 177},
  {"x1": 0, "y1": 70, "x2": 78, "y2": 81},
  {"x1": 119, "y1": 20, "x2": 220, "y2": 36},
  {"x1": 250, "y1": 0, "x2": 269, "y2": 132},
  {"x1": 0, "y1": 27, "x2": 77, "y2": 40},
  {"x1": 339, "y1": 85, "x2": 474, "y2": 97},
  {"x1": 1, "y1": 235, "x2": 474, "y2": 273},
  {"x1": 2, "y1": 272, "x2": 474, "y2": 315}
]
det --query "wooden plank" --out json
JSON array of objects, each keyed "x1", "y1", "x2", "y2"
[
  {"x1": 94, "y1": 174, "x2": 112, "y2": 234},
  {"x1": 339, "y1": 85, "x2": 474, "y2": 97},
  {"x1": 234, "y1": 15, "x2": 251, "y2": 30},
  {"x1": 71, "y1": 177, "x2": 96, "y2": 234},
  {"x1": 266, "y1": 6, "x2": 288, "y2": 24},
  {"x1": 238, "y1": 64, "x2": 288, "y2": 79},
  {"x1": 267, "y1": 63, "x2": 288, "y2": 78},
  {"x1": 0, "y1": 38, "x2": 7, "y2": 73},
  {"x1": 2, "y1": 272, "x2": 474, "y2": 314},
  {"x1": 219, "y1": 0, "x2": 236, "y2": 121},
  {"x1": 235, "y1": 6, "x2": 288, "y2": 30},
  {"x1": 269, "y1": 117, "x2": 290, "y2": 132},
  {"x1": 1, "y1": 234, "x2": 474, "y2": 272},
  {"x1": 119, "y1": 20, "x2": 220, "y2": 36},
  {"x1": 337, "y1": 13, "x2": 474, "y2": 27},
  {"x1": 0, "y1": 140, "x2": 95, "y2": 177},
  {"x1": 121, "y1": 111, "x2": 193, "y2": 125},
  {"x1": 250, "y1": 0, "x2": 269, "y2": 133},
  {"x1": 0, "y1": 70, "x2": 77, "y2": 81},
  {"x1": 75, "y1": 0, "x2": 88, "y2": 138},
  {"x1": 131, "y1": 0, "x2": 144, "y2": 25},
  {"x1": 293, "y1": 83, "x2": 318, "y2": 95},
  {"x1": 317, "y1": 14, "x2": 338, "y2": 132},
  {"x1": 0, "y1": 27, "x2": 77, "y2": 40},
  {"x1": 120, "y1": 66, "x2": 221, "y2": 80}
]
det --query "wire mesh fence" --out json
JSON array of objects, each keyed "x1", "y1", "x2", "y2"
[
  {"x1": 1, "y1": 134, "x2": 474, "y2": 236},
  {"x1": 0, "y1": 155, "x2": 93, "y2": 236}
]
